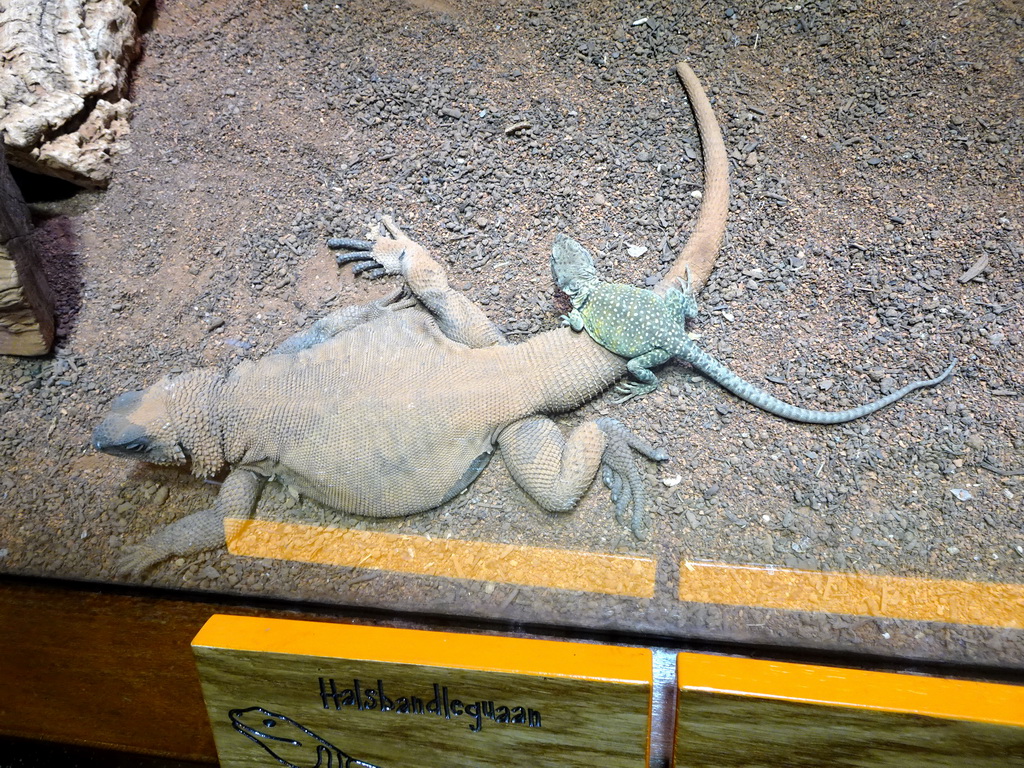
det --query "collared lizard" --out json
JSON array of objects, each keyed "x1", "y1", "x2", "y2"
[
  {"x1": 92, "y1": 62, "x2": 728, "y2": 575},
  {"x1": 550, "y1": 235, "x2": 955, "y2": 420}
]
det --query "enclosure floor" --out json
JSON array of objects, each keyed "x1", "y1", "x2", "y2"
[{"x1": 1, "y1": 0, "x2": 1021, "y2": 668}]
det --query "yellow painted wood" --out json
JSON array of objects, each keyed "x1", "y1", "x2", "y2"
[
  {"x1": 225, "y1": 518, "x2": 657, "y2": 597},
  {"x1": 679, "y1": 560, "x2": 1024, "y2": 629},
  {"x1": 193, "y1": 615, "x2": 652, "y2": 768},
  {"x1": 673, "y1": 653, "x2": 1024, "y2": 767}
]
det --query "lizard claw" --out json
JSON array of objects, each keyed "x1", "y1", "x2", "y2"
[
  {"x1": 678, "y1": 264, "x2": 694, "y2": 296},
  {"x1": 115, "y1": 541, "x2": 165, "y2": 579},
  {"x1": 327, "y1": 237, "x2": 375, "y2": 252},
  {"x1": 595, "y1": 417, "x2": 668, "y2": 540},
  {"x1": 330, "y1": 238, "x2": 390, "y2": 279},
  {"x1": 611, "y1": 386, "x2": 638, "y2": 405},
  {"x1": 329, "y1": 216, "x2": 414, "y2": 277},
  {"x1": 612, "y1": 381, "x2": 657, "y2": 404}
]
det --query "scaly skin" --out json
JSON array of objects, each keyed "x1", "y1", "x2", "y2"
[{"x1": 551, "y1": 235, "x2": 955, "y2": 422}]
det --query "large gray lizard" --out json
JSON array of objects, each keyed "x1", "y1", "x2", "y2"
[
  {"x1": 93, "y1": 220, "x2": 667, "y2": 573},
  {"x1": 91, "y1": 62, "x2": 729, "y2": 574},
  {"x1": 550, "y1": 235, "x2": 955, "y2": 420}
]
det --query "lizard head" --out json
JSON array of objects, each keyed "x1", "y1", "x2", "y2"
[
  {"x1": 229, "y1": 707, "x2": 308, "y2": 766},
  {"x1": 92, "y1": 370, "x2": 224, "y2": 476},
  {"x1": 550, "y1": 234, "x2": 597, "y2": 301},
  {"x1": 92, "y1": 378, "x2": 187, "y2": 466}
]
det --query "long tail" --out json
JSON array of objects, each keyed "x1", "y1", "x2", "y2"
[
  {"x1": 655, "y1": 62, "x2": 730, "y2": 296},
  {"x1": 685, "y1": 346, "x2": 956, "y2": 424}
]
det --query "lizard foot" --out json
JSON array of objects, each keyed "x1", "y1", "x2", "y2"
[
  {"x1": 115, "y1": 509, "x2": 228, "y2": 579},
  {"x1": 666, "y1": 266, "x2": 699, "y2": 321},
  {"x1": 558, "y1": 308, "x2": 585, "y2": 332},
  {"x1": 116, "y1": 541, "x2": 171, "y2": 579},
  {"x1": 329, "y1": 216, "x2": 428, "y2": 278},
  {"x1": 373, "y1": 286, "x2": 419, "y2": 313},
  {"x1": 612, "y1": 380, "x2": 658, "y2": 404},
  {"x1": 595, "y1": 417, "x2": 668, "y2": 540},
  {"x1": 328, "y1": 215, "x2": 415, "y2": 277},
  {"x1": 329, "y1": 238, "x2": 392, "y2": 280}
]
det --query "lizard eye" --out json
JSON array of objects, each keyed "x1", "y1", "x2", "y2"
[{"x1": 263, "y1": 719, "x2": 277, "y2": 728}]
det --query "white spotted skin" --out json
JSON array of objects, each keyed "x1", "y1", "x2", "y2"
[
  {"x1": 571, "y1": 280, "x2": 955, "y2": 424},
  {"x1": 577, "y1": 283, "x2": 682, "y2": 358}
]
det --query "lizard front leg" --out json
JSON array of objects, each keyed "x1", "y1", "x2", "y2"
[
  {"x1": 559, "y1": 307, "x2": 586, "y2": 332},
  {"x1": 330, "y1": 216, "x2": 504, "y2": 349},
  {"x1": 116, "y1": 469, "x2": 264, "y2": 577},
  {"x1": 498, "y1": 416, "x2": 667, "y2": 539}
]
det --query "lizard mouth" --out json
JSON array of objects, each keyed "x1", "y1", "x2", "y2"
[
  {"x1": 92, "y1": 421, "x2": 151, "y2": 457},
  {"x1": 92, "y1": 424, "x2": 187, "y2": 465}
]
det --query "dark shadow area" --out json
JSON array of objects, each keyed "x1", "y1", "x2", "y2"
[
  {"x1": 0, "y1": 736, "x2": 211, "y2": 768},
  {"x1": 8, "y1": 166, "x2": 82, "y2": 205},
  {"x1": 31, "y1": 215, "x2": 83, "y2": 342}
]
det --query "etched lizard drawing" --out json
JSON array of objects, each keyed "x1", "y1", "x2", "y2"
[
  {"x1": 230, "y1": 707, "x2": 382, "y2": 768},
  {"x1": 550, "y1": 235, "x2": 955, "y2": 418}
]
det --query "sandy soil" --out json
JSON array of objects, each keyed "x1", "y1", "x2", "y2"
[{"x1": 1, "y1": 0, "x2": 1022, "y2": 667}]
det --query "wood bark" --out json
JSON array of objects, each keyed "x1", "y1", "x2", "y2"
[
  {"x1": 0, "y1": 0, "x2": 147, "y2": 188},
  {"x1": 0, "y1": 143, "x2": 55, "y2": 355}
]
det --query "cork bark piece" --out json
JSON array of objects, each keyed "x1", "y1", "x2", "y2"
[{"x1": 0, "y1": 0, "x2": 146, "y2": 187}]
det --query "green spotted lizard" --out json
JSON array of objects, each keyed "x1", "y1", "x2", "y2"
[{"x1": 550, "y1": 235, "x2": 955, "y2": 423}]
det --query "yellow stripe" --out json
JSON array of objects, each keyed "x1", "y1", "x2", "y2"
[
  {"x1": 193, "y1": 615, "x2": 652, "y2": 683},
  {"x1": 225, "y1": 519, "x2": 657, "y2": 598},
  {"x1": 678, "y1": 561, "x2": 1024, "y2": 630},
  {"x1": 677, "y1": 652, "x2": 1024, "y2": 727}
]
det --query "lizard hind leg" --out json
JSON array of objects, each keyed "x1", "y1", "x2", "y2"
[
  {"x1": 613, "y1": 349, "x2": 672, "y2": 403},
  {"x1": 665, "y1": 268, "x2": 699, "y2": 321},
  {"x1": 498, "y1": 416, "x2": 667, "y2": 540}
]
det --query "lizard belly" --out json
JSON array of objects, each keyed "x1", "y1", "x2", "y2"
[
  {"x1": 223, "y1": 311, "x2": 513, "y2": 518},
  {"x1": 272, "y1": 406, "x2": 495, "y2": 518}
]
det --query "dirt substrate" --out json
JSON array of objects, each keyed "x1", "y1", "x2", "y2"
[{"x1": 1, "y1": 0, "x2": 1022, "y2": 668}]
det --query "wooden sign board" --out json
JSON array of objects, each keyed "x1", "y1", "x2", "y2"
[
  {"x1": 192, "y1": 615, "x2": 652, "y2": 768},
  {"x1": 673, "y1": 652, "x2": 1024, "y2": 767}
]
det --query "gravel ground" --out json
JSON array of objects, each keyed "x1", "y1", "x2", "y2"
[{"x1": 1, "y1": 0, "x2": 1022, "y2": 667}]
